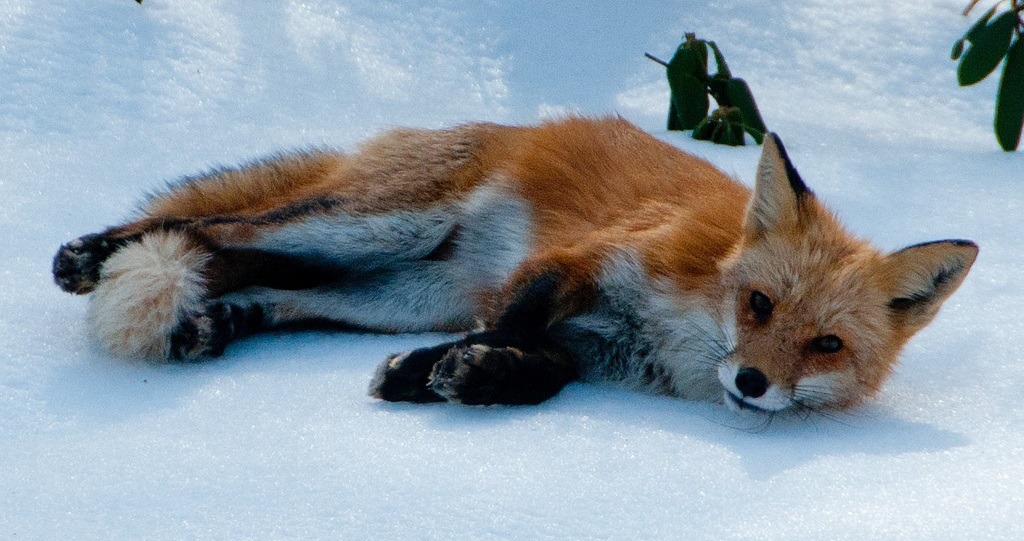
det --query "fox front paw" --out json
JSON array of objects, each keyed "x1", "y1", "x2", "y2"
[
  {"x1": 52, "y1": 233, "x2": 121, "y2": 294},
  {"x1": 368, "y1": 347, "x2": 448, "y2": 403},
  {"x1": 427, "y1": 345, "x2": 525, "y2": 405}
]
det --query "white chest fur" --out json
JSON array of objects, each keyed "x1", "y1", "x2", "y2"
[{"x1": 553, "y1": 254, "x2": 733, "y2": 401}]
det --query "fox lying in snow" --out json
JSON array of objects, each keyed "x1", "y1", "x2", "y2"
[{"x1": 52, "y1": 117, "x2": 977, "y2": 412}]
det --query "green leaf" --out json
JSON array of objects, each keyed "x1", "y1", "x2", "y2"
[
  {"x1": 957, "y1": 11, "x2": 1017, "y2": 86},
  {"x1": 725, "y1": 78, "x2": 767, "y2": 143},
  {"x1": 708, "y1": 119, "x2": 744, "y2": 146},
  {"x1": 667, "y1": 46, "x2": 710, "y2": 130},
  {"x1": 964, "y1": 5, "x2": 1000, "y2": 42},
  {"x1": 706, "y1": 41, "x2": 732, "y2": 79},
  {"x1": 707, "y1": 76, "x2": 730, "y2": 107},
  {"x1": 687, "y1": 37, "x2": 709, "y2": 81},
  {"x1": 719, "y1": 106, "x2": 743, "y2": 123},
  {"x1": 692, "y1": 116, "x2": 716, "y2": 140},
  {"x1": 952, "y1": 5, "x2": 996, "y2": 63},
  {"x1": 667, "y1": 100, "x2": 684, "y2": 131},
  {"x1": 725, "y1": 120, "x2": 747, "y2": 146},
  {"x1": 995, "y1": 37, "x2": 1024, "y2": 151},
  {"x1": 742, "y1": 125, "x2": 766, "y2": 145},
  {"x1": 710, "y1": 120, "x2": 726, "y2": 143},
  {"x1": 952, "y1": 39, "x2": 965, "y2": 61}
]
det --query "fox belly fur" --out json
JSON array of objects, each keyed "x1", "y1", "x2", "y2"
[{"x1": 53, "y1": 117, "x2": 977, "y2": 411}]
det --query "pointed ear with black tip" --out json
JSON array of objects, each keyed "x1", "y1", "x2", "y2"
[
  {"x1": 744, "y1": 133, "x2": 815, "y2": 240},
  {"x1": 880, "y1": 240, "x2": 978, "y2": 330}
]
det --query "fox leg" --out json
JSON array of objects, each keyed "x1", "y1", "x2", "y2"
[
  {"x1": 369, "y1": 248, "x2": 603, "y2": 405},
  {"x1": 54, "y1": 200, "x2": 458, "y2": 299},
  {"x1": 159, "y1": 199, "x2": 471, "y2": 359},
  {"x1": 164, "y1": 257, "x2": 478, "y2": 360},
  {"x1": 55, "y1": 121, "x2": 494, "y2": 295},
  {"x1": 78, "y1": 207, "x2": 471, "y2": 360},
  {"x1": 52, "y1": 150, "x2": 352, "y2": 295}
]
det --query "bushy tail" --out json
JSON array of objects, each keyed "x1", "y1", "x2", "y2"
[{"x1": 88, "y1": 231, "x2": 210, "y2": 359}]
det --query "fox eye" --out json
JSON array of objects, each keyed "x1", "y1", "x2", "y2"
[
  {"x1": 749, "y1": 290, "x2": 773, "y2": 322},
  {"x1": 811, "y1": 335, "x2": 844, "y2": 354}
]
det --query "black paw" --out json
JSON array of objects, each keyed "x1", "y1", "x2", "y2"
[
  {"x1": 427, "y1": 345, "x2": 525, "y2": 405},
  {"x1": 52, "y1": 233, "x2": 122, "y2": 294},
  {"x1": 168, "y1": 301, "x2": 258, "y2": 361},
  {"x1": 368, "y1": 346, "x2": 450, "y2": 403}
]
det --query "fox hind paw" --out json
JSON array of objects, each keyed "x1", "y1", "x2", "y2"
[{"x1": 168, "y1": 301, "x2": 253, "y2": 361}]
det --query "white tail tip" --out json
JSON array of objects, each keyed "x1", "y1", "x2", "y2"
[{"x1": 88, "y1": 231, "x2": 210, "y2": 359}]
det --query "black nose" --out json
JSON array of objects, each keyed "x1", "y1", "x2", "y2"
[{"x1": 735, "y1": 367, "x2": 769, "y2": 398}]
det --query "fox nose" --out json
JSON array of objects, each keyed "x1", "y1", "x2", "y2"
[{"x1": 735, "y1": 367, "x2": 769, "y2": 398}]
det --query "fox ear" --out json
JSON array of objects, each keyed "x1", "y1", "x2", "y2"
[
  {"x1": 880, "y1": 240, "x2": 978, "y2": 330},
  {"x1": 745, "y1": 133, "x2": 814, "y2": 239}
]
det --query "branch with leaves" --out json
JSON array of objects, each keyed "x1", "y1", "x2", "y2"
[
  {"x1": 647, "y1": 33, "x2": 767, "y2": 146},
  {"x1": 952, "y1": 0, "x2": 1024, "y2": 151}
]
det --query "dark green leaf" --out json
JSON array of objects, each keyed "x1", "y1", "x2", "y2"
[
  {"x1": 951, "y1": 39, "x2": 965, "y2": 61},
  {"x1": 957, "y1": 11, "x2": 1017, "y2": 86},
  {"x1": 725, "y1": 78, "x2": 767, "y2": 143},
  {"x1": 964, "y1": 5, "x2": 1000, "y2": 42},
  {"x1": 692, "y1": 117, "x2": 716, "y2": 140},
  {"x1": 707, "y1": 108, "x2": 746, "y2": 146},
  {"x1": 667, "y1": 47, "x2": 710, "y2": 130},
  {"x1": 707, "y1": 76, "x2": 730, "y2": 107},
  {"x1": 995, "y1": 37, "x2": 1024, "y2": 151},
  {"x1": 709, "y1": 120, "x2": 726, "y2": 143},
  {"x1": 725, "y1": 120, "x2": 746, "y2": 146},
  {"x1": 720, "y1": 106, "x2": 744, "y2": 124},
  {"x1": 676, "y1": 34, "x2": 710, "y2": 80},
  {"x1": 667, "y1": 75, "x2": 708, "y2": 129},
  {"x1": 707, "y1": 41, "x2": 732, "y2": 79},
  {"x1": 741, "y1": 123, "x2": 766, "y2": 144},
  {"x1": 742, "y1": 125, "x2": 766, "y2": 144},
  {"x1": 667, "y1": 100, "x2": 684, "y2": 131},
  {"x1": 708, "y1": 118, "x2": 744, "y2": 146},
  {"x1": 690, "y1": 39, "x2": 709, "y2": 81}
]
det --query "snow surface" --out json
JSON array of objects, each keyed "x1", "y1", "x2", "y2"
[{"x1": 2, "y1": 0, "x2": 1022, "y2": 539}]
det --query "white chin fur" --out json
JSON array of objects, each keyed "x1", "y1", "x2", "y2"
[{"x1": 88, "y1": 231, "x2": 209, "y2": 359}]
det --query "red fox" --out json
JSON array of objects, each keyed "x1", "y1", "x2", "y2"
[{"x1": 52, "y1": 117, "x2": 976, "y2": 412}]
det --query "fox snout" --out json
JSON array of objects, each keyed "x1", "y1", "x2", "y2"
[
  {"x1": 734, "y1": 367, "x2": 769, "y2": 398},
  {"x1": 717, "y1": 361, "x2": 796, "y2": 413}
]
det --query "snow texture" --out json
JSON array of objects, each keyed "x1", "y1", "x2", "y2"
[{"x1": 2, "y1": 0, "x2": 1022, "y2": 539}]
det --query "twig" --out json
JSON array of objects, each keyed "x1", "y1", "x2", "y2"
[
  {"x1": 963, "y1": 0, "x2": 984, "y2": 16},
  {"x1": 644, "y1": 52, "x2": 669, "y2": 67}
]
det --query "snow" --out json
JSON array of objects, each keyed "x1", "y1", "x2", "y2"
[{"x1": 2, "y1": 0, "x2": 1022, "y2": 538}]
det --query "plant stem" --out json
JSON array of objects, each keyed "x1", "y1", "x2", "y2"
[
  {"x1": 965, "y1": 0, "x2": 1015, "y2": 16},
  {"x1": 644, "y1": 52, "x2": 669, "y2": 67}
]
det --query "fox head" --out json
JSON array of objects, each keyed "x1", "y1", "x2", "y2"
[{"x1": 716, "y1": 134, "x2": 977, "y2": 412}]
